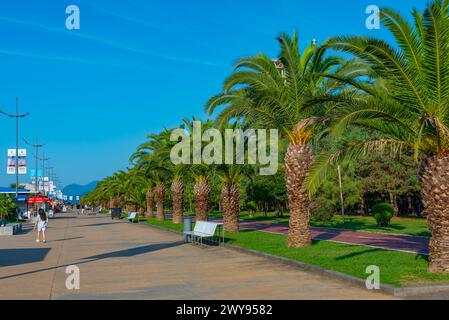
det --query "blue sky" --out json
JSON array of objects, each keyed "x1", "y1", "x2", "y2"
[{"x1": 0, "y1": 0, "x2": 426, "y2": 188}]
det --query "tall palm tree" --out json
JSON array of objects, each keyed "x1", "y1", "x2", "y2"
[
  {"x1": 104, "y1": 171, "x2": 128, "y2": 209},
  {"x1": 146, "y1": 186, "x2": 154, "y2": 218},
  {"x1": 206, "y1": 33, "x2": 349, "y2": 247},
  {"x1": 218, "y1": 165, "x2": 242, "y2": 232},
  {"x1": 131, "y1": 130, "x2": 172, "y2": 221},
  {"x1": 193, "y1": 175, "x2": 211, "y2": 221},
  {"x1": 149, "y1": 129, "x2": 187, "y2": 224},
  {"x1": 314, "y1": 0, "x2": 449, "y2": 273},
  {"x1": 138, "y1": 159, "x2": 168, "y2": 221},
  {"x1": 155, "y1": 181, "x2": 166, "y2": 221},
  {"x1": 123, "y1": 170, "x2": 148, "y2": 216},
  {"x1": 171, "y1": 170, "x2": 185, "y2": 224},
  {"x1": 180, "y1": 118, "x2": 216, "y2": 222}
]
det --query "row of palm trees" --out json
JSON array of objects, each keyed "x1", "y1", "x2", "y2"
[
  {"x1": 83, "y1": 120, "x2": 248, "y2": 233},
  {"x1": 84, "y1": 0, "x2": 449, "y2": 274}
]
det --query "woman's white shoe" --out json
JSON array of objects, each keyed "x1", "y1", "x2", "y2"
[{"x1": 36, "y1": 239, "x2": 40, "y2": 243}]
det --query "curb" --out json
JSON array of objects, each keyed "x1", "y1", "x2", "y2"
[
  {"x1": 222, "y1": 243, "x2": 397, "y2": 297},
  {"x1": 142, "y1": 221, "x2": 449, "y2": 298}
]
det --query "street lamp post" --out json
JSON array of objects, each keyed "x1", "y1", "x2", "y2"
[
  {"x1": 36, "y1": 155, "x2": 50, "y2": 195},
  {"x1": 0, "y1": 98, "x2": 29, "y2": 201},
  {"x1": 24, "y1": 137, "x2": 45, "y2": 194}
]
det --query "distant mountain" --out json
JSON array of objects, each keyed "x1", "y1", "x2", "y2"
[{"x1": 62, "y1": 181, "x2": 98, "y2": 197}]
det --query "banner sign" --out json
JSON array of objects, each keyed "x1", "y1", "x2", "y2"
[
  {"x1": 7, "y1": 149, "x2": 27, "y2": 175},
  {"x1": 30, "y1": 169, "x2": 43, "y2": 183}
]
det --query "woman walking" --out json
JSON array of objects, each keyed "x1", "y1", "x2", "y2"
[{"x1": 34, "y1": 208, "x2": 48, "y2": 243}]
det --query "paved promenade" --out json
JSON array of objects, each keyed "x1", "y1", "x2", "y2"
[{"x1": 0, "y1": 213, "x2": 394, "y2": 300}]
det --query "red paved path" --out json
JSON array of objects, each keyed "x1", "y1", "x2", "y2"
[
  {"x1": 162, "y1": 214, "x2": 429, "y2": 255},
  {"x1": 237, "y1": 221, "x2": 429, "y2": 255}
]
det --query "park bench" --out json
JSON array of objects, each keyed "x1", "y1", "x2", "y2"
[
  {"x1": 184, "y1": 221, "x2": 224, "y2": 246},
  {"x1": 127, "y1": 212, "x2": 138, "y2": 223},
  {"x1": 0, "y1": 223, "x2": 22, "y2": 236}
]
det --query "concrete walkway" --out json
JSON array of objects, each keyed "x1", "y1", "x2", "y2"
[{"x1": 0, "y1": 213, "x2": 394, "y2": 300}]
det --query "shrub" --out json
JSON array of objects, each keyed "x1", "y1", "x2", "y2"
[
  {"x1": 310, "y1": 200, "x2": 335, "y2": 223},
  {"x1": 0, "y1": 194, "x2": 17, "y2": 223},
  {"x1": 372, "y1": 203, "x2": 394, "y2": 227}
]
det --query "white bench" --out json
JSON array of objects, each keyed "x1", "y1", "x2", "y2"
[
  {"x1": 127, "y1": 212, "x2": 138, "y2": 223},
  {"x1": 184, "y1": 221, "x2": 224, "y2": 246}
]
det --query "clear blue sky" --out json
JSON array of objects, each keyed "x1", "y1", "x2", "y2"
[{"x1": 0, "y1": 0, "x2": 426, "y2": 188}]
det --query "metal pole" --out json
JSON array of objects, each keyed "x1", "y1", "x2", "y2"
[
  {"x1": 337, "y1": 165, "x2": 345, "y2": 223},
  {"x1": 0, "y1": 100, "x2": 29, "y2": 206},
  {"x1": 36, "y1": 137, "x2": 39, "y2": 192},
  {"x1": 15, "y1": 97, "x2": 19, "y2": 201},
  {"x1": 35, "y1": 154, "x2": 50, "y2": 195},
  {"x1": 26, "y1": 138, "x2": 45, "y2": 194}
]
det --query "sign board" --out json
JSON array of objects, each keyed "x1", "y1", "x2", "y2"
[{"x1": 7, "y1": 149, "x2": 27, "y2": 175}]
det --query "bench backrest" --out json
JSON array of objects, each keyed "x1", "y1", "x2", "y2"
[
  {"x1": 194, "y1": 221, "x2": 219, "y2": 236},
  {"x1": 193, "y1": 221, "x2": 206, "y2": 233},
  {"x1": 128, "y1": 212, "x2": 137, "y2": 219}
]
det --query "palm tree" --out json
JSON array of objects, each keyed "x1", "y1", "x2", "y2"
[
  {"x1": 129, "y1": 169, "x2": 154, "y2": 215},
  {"x1": 104, "y1": 171, "x2": 128, "y2": 209},
  {"x1": 181, "y1": 118, "x2": 216, "y2": 222},
  {"x1": 155, "y1": 182, "x2": 165, "y2": 221},
  {"x1": 206, "y1": 33, "x2": 349, "y2": 247},
  {"x1": 131, "y1": 130, "x2": 173, "y2": 221},
  {"x1": 218, "y1": 165, "x2": 242, "y2": 232},
  {"x1": 146, "y1": 186, "x2": 154, "y2": 218},
  {"x1": 149, "y1": 129, "x2": 187, "y2": 224},
  {"x1": 171, "y1": 172, "x2": 185, "y2": 224},
  {"x1": 315, "y1": 0, "x2": 449, "y2": 273},
  {"x1": 123, "y1": 170, "x2": 147, "y2": 216},
  {"x1": 193, "y1": 175, "x2": 211, "y2": 221}
]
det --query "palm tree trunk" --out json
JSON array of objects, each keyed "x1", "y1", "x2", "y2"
[
  {"x1": 221, "y1": 183, "x2": 240, "y2": 232},
  {"x1": 421, "y1": 153, "x2": 449, "y2": 274},
  {"x1": 112, "y1": 197, "x2": 120, "y2": 208},
  {"x1": 156, "y1": 184, "x2": 165, "y2": 221},
  {"x1": 146, "y1": 188, "x2": 154, "y2": 218},
  {"x1": 194, "y1": 181, "x2": 211, "y2": 221},
  {"x1": 171, "y1": 180, "x2": 184, "y2": 224},
  {"x1": 285, "y1": 143, "x2": 312, "y2": 248}
]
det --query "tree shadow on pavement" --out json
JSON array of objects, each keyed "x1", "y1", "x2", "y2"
[
  {"x1": 0, "y1": 241, "x2": 185, "y2": 281},
  {"x1": 51, "y1": 237, "x2": 84, "y2": 242},
  {"x1": 82, "y1": 241, "x2": 185, "y2": 261},
  {"x1": 0, "y1": 248, "x2": 51, "y2": 267},
  {"x1": 75, "y1": 222, "x2": 121, "y2": 227},
  {"x1": 52, "y1": 216, "x2": 78, "y2": 220}
]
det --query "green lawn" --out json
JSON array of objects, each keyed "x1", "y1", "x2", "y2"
[
  {"x1": 312, "y1": 216, "x2": 430, "y2": 237},
  {"x1": 143, "y1": 217, "x2": 446, "y2": 287},
  {"x1": 205, "y1": 211, "x2": 430, "y2": 237}
]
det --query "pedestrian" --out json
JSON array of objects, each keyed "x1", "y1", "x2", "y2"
[{"x1": 34, "y1": 208, "x2": 48, "y2": 243}]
